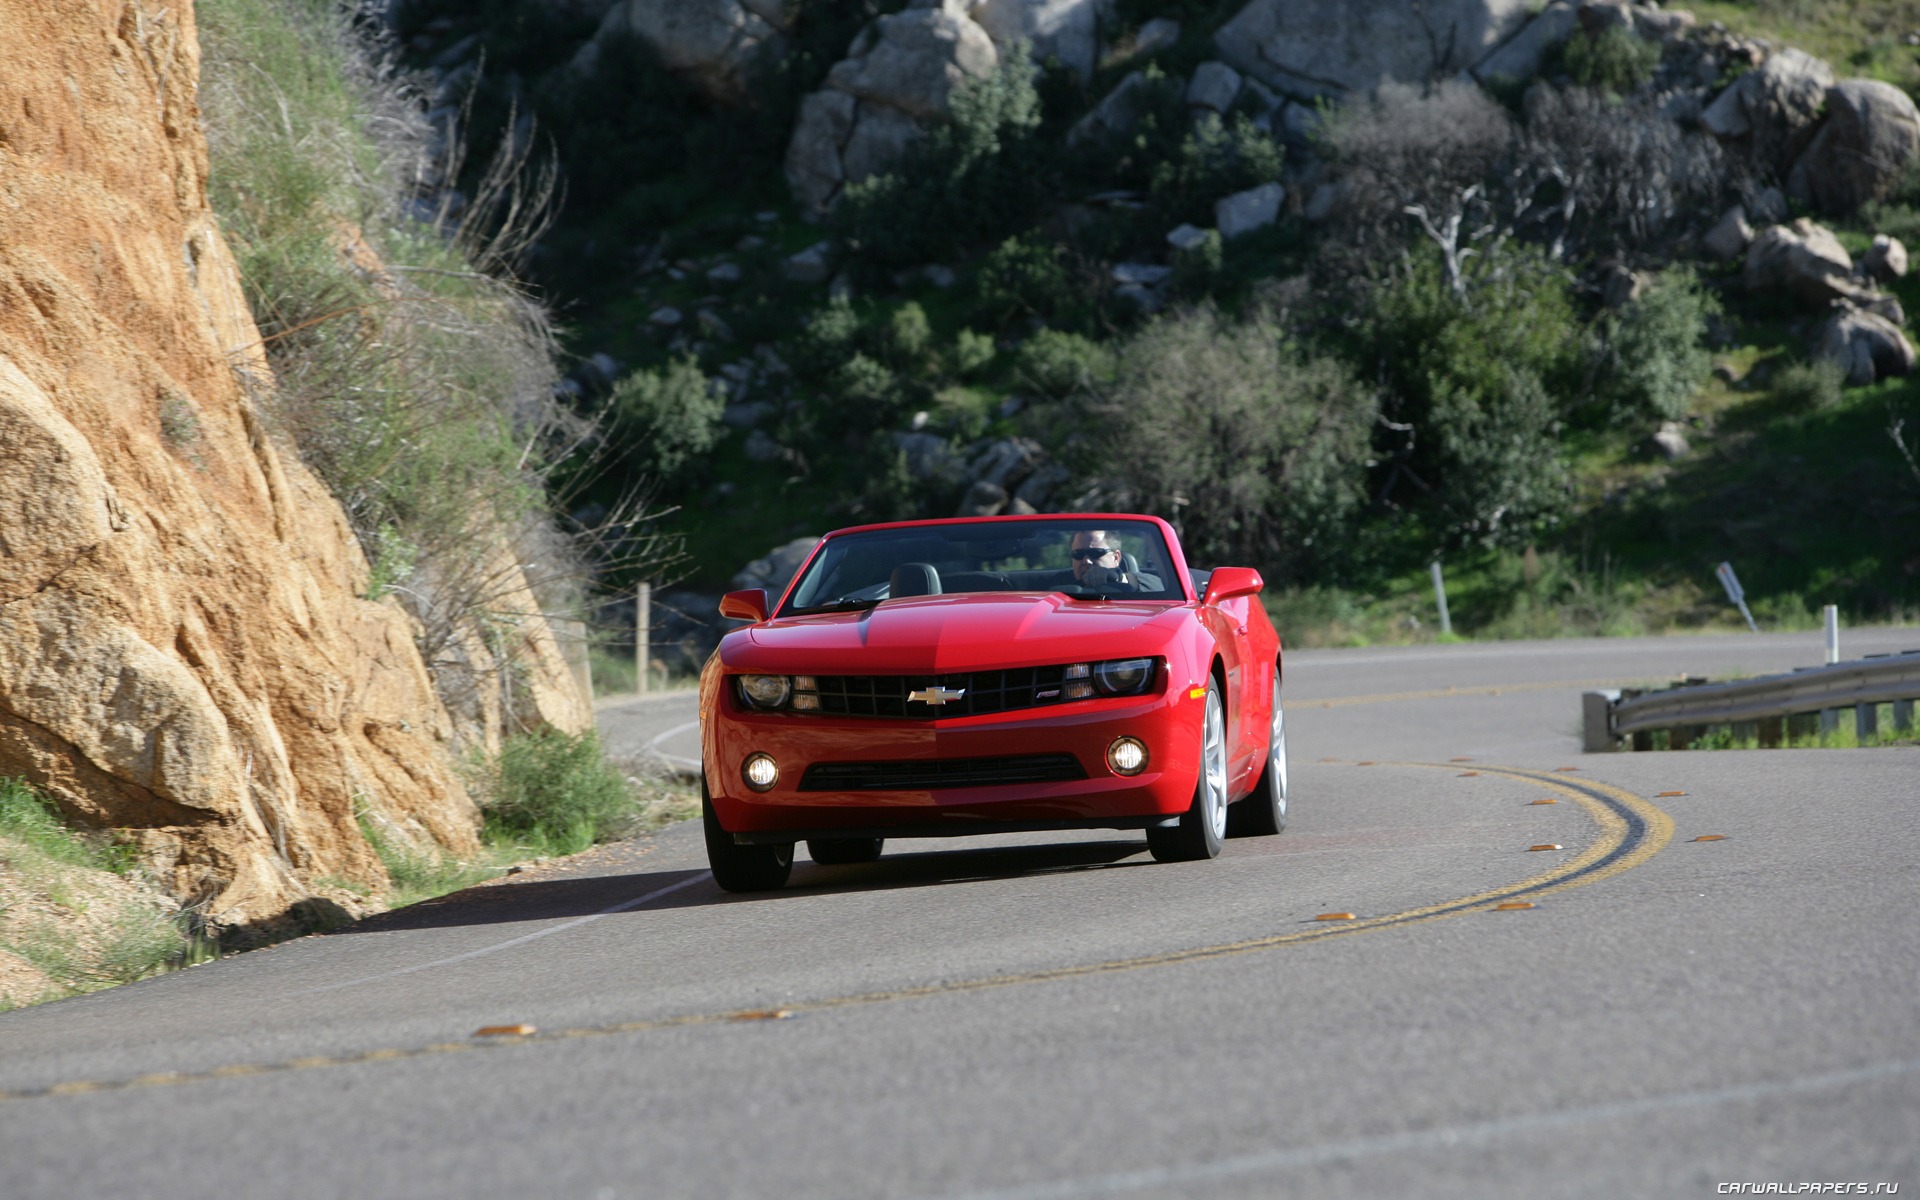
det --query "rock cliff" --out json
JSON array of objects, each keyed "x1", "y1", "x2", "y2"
[{"x1": 0, "y1": 0, "x2": 513, "y2": 932}]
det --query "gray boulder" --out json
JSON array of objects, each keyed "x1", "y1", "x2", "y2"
[
  {"x1": 1215, "y1": 181, "x2": 1285, "y2": 239},
  {"x1": 1130, "y1": 18, "x2": 1182, "y2": 59},
  {"x1": 969, "y1": 437, "x2": 1044, "y2": 489},
  {"x1": 1213, "y1": 0, "x2": 1534, "y2": 101},
  {"x1": 1743, "y1": 219, "x2": 1854, "y2": 307},
  {"x1": 578, "y1": 0, "x2": 795, "y2": 100},
  {"x1": 743, "y1": 428, "x2": 784, "y2": 463},
  {"x1": 1069, "y1": 70, "x2": 1153, "y2": 145},
  {"x1": 1700, "y1": 47, "x2": 1834, "y2": 174},
  {"x1": 1787, "y1": 80, "x2": 1920, "y2": 216},
  {"x1": 1166, "y1": 223, "x2": 1211, "y2": 251},
  {"x1": 1471, "y1": 0, "x2": 1577, "y2": 85},
  {"x1": 891, "y1": 431, "x2": 967, "y2": 485},
  {"x1": 827, "y1": 6, "x2": 999, "y2": 120},
  {"x1": 1651, "y1": 421, "x2": 1691, "y2": 461},
  {"x1": 1861, "y1": 234, "x2": 1910, "y2": 283},
  {"x1": 784, "y1": 240, "x2": 836, "y2": 284},
  {"x1": 1186, "y1": 61, "x2": 1244, "y2": 112},
  {"x1": 731, "y1": 536, "x2": 822, "y2": 594},
  {"x1": 970, "y1": 0, "x2": 1105, "y2": 81},
  {"x1": 1817, "y1": 306, "x2": 1917, "y2": 387},
  {"x1": 785, "y1": 6, "x2": 998, "y2": 212},
  {"x1": 957, "y1": 480, "x2": 1010, "y2": 517},
  {"x1": 1701, "y1": 205, "x2": 1754, "y2": 261}
]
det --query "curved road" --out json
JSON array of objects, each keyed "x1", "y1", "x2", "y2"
[{"x1": 3, "y1": 630, "x2": 1917, "y2": 1198}]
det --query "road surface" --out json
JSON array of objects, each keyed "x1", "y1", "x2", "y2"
[{"x1": 2, "y1": 628, "x2": 1916, "y2": 1198}]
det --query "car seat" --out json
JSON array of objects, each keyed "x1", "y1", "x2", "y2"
[{"x1": 889, "y1": 563, "x2": 942, "y2": 597}]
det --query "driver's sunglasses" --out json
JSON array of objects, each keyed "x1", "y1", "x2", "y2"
[{"x1": 1071, "y1": 547, "x2": 1119, "y2": 562}]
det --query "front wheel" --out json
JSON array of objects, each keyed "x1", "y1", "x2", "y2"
[
  {"x1": 1228, "y1": 673, "x2": 1288, "y2": 837},
  {"x1": 1147, "y1": 684, "x2": 1227, "y2": 863},
  {"x1": 703, "y1": 784, "x2": 793, "y2": 892}
]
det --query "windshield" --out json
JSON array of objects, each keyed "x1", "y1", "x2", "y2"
[{"x1": 781, "y1": 519, "x2": 1186, "y2": 614}]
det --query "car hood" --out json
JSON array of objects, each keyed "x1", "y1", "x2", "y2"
[{"x1": 722, "y1": 593, "x2": 1191, "y2": 674}]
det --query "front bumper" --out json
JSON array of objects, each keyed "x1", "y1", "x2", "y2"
[{"x1": 705, "y1": 685, "x2": 1203, "y2": 840}]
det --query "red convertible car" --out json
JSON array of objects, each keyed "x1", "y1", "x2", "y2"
[{"x1": 698, "y1": 513, "x2": 1287, "y2": 891}]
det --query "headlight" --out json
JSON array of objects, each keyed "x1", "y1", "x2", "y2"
[
  {"x1": 737, "y1": 675, "x2": 792, "y2": 709},
  {"x1": 1093, "y1": 658, "x2": 1155, "y2": 695}
]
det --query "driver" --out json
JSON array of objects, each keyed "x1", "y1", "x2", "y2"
[{"x1": 1068, "y1": 529, "x2": 1160, "y2": 592}]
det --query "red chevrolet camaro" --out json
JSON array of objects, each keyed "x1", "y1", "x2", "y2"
[{"x1": 697, "y1": 513, "x2": 1287, "y2": 891}]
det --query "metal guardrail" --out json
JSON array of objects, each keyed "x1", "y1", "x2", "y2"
[{"x1": 1583, "y1": 650, "x2": 1920, "y2": 752}]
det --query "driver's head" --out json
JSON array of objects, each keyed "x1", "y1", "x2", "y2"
[{"x1": 1069, "y1": 530, "x2": 1123, "y2": 582}]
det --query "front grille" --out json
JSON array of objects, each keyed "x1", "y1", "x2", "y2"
[
  {"x1": 798, "y1": 753, "x2": 1086, "y2": 792},
  {"x1": 807, "y1": 666, "x2": 1075, "y2": 719}
]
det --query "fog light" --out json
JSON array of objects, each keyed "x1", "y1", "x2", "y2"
[
  {"x1": 1107, "y1": 736, "x2": 1148, "y2": 776},
  {"x1": 742, "y1": 752, "x2": 779, "y2": 792}
]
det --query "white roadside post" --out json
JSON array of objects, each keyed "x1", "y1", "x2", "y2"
[
  {"x1": 1821, "y1": 604, "x2": 1841, "y2": 735},
  {"x1": 1430, "y1": 561, "x2": 1452, "y2": 637},
  {"x1": 635, "y1": 580, "x2": 652, "y2": 695},
  {"x1": 1715, "y1": 562, "x2": 1759, "y2": 633}
]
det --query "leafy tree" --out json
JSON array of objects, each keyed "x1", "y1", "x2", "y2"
[
  {"x1": 1365, "y1": 244, "x2": 1583, "y2": 546},
  {"x1": 1079, "y1": 306, "x2": 1378, "y2": 580}
]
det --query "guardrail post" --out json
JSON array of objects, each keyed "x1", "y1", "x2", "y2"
[
  {"x1": 1856, "y1": 702, "x2": 1878, "y2": 739},
  {"x1": 1896, "y1": 699, "x2": 1915, "y2": 733},
  {"x1": 1759, "y1": 716, "x2": 1784, "y2": 747},
  {"x1": 1581, "y1": 691, "x2": 1619, "y2": 753},
  {"x1": 1819, "y1": 708, "x2": 1840, "y2": 737}
]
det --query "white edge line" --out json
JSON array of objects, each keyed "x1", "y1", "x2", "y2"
[
  {"x1": 286, "y1": 872, "x2": 713, "y2": 997},
  {"x1": 927, "y1": 1056, "x2": 1920, "y2": 1200}
]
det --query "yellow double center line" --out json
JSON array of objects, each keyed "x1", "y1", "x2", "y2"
[{"x1": 0, "y1": 763, "x2": 1672, "y2": 1104}]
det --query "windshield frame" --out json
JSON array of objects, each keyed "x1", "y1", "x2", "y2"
[{"x1": 773, "y1": 513, "x2": 1195, "y2": 618}]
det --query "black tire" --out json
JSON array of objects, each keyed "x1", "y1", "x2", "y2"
[
  {"x1": 703, "y1": 784, "x2": 793, "y2": 892},
  {"x1": 1228, "y1": 668, "x2": 1288, "y2": 838},
  {"x1": 1147, "y1": 684, "x2": 1228, "y2": 863},
  {"x1": 806, "y1": 837, "x2": 884, "y2": 865}
]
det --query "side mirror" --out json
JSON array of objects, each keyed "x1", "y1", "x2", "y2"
[
  {"x1": 718, "y1": 588, "x2": 769, "y2": 623},
  {"x1": 1203, "y1": 566, "x2": 1264, "y2": 605}
]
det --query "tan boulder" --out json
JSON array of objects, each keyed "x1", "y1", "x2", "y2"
[
  {"x1": 1817, "y1": 306, "x2": 1917, "y2": 387},
  {"x1": 0, "y1": 0, "x2": 491, "y2": 933},
  {"x1": 1743, "y1": 219, "x2": 1854, "y2": 306}
]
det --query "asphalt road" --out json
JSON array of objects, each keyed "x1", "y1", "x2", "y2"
[{"x1": 3, "y1": 628, "x2": 1917, "y2": 1199}]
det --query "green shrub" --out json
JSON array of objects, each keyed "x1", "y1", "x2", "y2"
[
  {"x1": 949, "y1": 328, "x2": 999, "y2": 379},
  {"x1": 975, "y1": 234, "x2": 1081, "y2": 329},
  {"x1": 1149, "y1": 111, "x2": 1284, "y2": 228},
  {"x1": 1081, "y1": 305, "x2": 1378, "y2": 580},
  {"x1": 1564, "y1": 25, "x2": 1662, "y2": 93},
  {"x1": 357, "y1": 813, "x2": 501, "y2": 908},
  {"x1": 608, "y1": 357, "x2": 725, "y2": 483},
  {"x1": 1772, "y1": 360, "x2": 1847, "y2": 411},
  {"x1": 832, "y1": 50, "x2": 1046, "y2": 268},
  {"x1": 1016, "y1": 330, "x2": 1115, "y2": 398},
  {"x1": 1596, "y1": 268, "x2": 1718, "y2": 426},
  {"x1": 481, "y1": 729, "x2": 635, "y2": 856}
]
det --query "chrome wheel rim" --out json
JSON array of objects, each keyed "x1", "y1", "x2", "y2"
[
  {"x1": 1204, "y1": 692, "x2": 1227, "y2": 840},
  {"x1": 1270, "y1": 696, "x2": 1288, "y2": 818}
]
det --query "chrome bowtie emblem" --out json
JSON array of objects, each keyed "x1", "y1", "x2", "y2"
[{"x1": 908, "y1": 686, "x2": 967, "y2": 705}]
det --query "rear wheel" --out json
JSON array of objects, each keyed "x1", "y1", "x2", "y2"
[
  {"x1": 1228, "y1": 671, "x2": 1288, "y2": 837},
  {"x1": 1147, "y1": 684, "x2": 1227, "y2": 863},
  {"x1": 806, "y1": 837, "x2": 884, "y2": 865},
  {"x1": 703, "y1": 784, "x2": 793, "y2": 892}
]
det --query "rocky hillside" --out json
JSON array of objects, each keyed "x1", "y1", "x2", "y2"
[
  {"x1": 394, "y1": 0, "x2": 1920, "y2": 650},
  {"x1": 0, "y1": 0, "x2": 587, "y2": 937}
]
